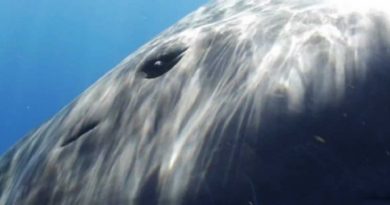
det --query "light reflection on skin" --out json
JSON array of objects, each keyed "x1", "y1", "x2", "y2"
[{"x1": 1, "y1": 0, "x2": 390, "y2": 204}]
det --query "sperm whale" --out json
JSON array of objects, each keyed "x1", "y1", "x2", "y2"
[{"x1": 1, "y1": 0, "x2": 390, "y2": 204}]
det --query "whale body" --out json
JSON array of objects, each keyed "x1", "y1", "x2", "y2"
[{"x1": 1, "y1": 0, "x2": 390, "y2": 204}]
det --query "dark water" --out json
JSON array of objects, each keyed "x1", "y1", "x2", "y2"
[{"x1": 0, "y1": 0, "x2": 208, "y2": 154}]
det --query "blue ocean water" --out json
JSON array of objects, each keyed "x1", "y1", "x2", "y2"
[{"x1": 0, "y1": 0, "x2": 208, "y2": 154}]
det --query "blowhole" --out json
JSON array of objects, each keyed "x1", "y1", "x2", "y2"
[{"x1": 138, "y1": 47, "x2": 188, "y2": 79}]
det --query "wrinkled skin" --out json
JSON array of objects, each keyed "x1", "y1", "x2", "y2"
[{"x1": 1, "y1": 0, "x2": 390, "y2": 205}]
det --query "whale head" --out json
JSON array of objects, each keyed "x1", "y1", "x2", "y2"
[{"x1": 1, "y1": 0, "x2": 390, "y2": 204}]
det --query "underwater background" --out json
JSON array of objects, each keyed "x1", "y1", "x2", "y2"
[{"x1": 0, "y1": 0, "x2": 207, "y2": 154}]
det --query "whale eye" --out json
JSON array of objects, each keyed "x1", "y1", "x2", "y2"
[
  {"x1": 61, "y1": 120, "x2": 99, "y2": 147},
  {"x1": 139, "y1": 47, "x2": 187, "y2": 78}
]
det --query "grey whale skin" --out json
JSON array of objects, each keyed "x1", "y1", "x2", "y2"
[{"x1": 1, "y1": 0, "x2": 390, "y2": 204}]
